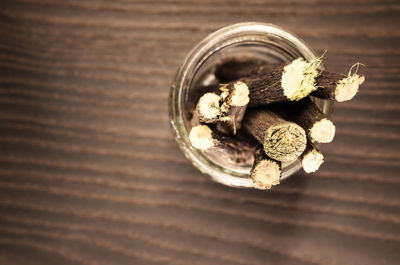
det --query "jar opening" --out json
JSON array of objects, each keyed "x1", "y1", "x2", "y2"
[{"x1": 169, "y1": 23, "x2": 330, "y2": 188}]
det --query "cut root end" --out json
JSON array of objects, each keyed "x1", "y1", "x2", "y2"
[
  {"x1": 264, "y1": 123, "x2": 307, "y2": 162},
  {"x1": 189, "y1": 125, "x2": 214, "y2": 150},
  {"x1": 301, "y1": 149, "x2": 324, "y2": 173},
  {"x1": 252, "y1": 159, "x2": 281, "y2": 189},
  {"x1": 229, "y1": 81, "x2": 250, "y2": 107},
  {"x1": 335, "y1": 74, "x2": 365, "y2": 102},
  {"x1": 281, "y1": 57, "x2": 320, "y2": 101},
  {"x1": 198, "y1": 93, "x2": 222, "y2": 121},
  {"x1": 309, "y1": 118, "x2": 336, "y2": 143}
]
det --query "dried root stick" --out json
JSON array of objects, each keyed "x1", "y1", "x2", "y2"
[
  {"x1": 193, "y1": 92, "x2": 223, "y2": 124},
  {"x1": 251, "y1": 146, "x2": 281, "y2": 189},
  {"x1": 222, "y1": 58, "x2": 321, "y2": 106},
  {"x1": 284, "y1": 97, "x2": 335, "y2": 143},
  {"x1": 216, "y1": 59, "x2": 365, "y2": 103},
  {"x1": 299, "y1": 140, "x2": 324, "y2": 173},
  {"x1": 192, "y1": 82, "x2": 250, "y2": 134},
  {"x1": 243, "y1": 109, "x2": 307, "y2": 162},
  {"x1": 189, "y1": 124, "x2": 255, "y2": 166},
  {"x1": 312, "y1": 64, "x2": 365, "y2": 102},
  {"x1": 218, "y1": 81, "x2": 250, "y2": 133}
]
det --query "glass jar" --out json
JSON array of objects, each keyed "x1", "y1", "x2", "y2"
[{"x1": 169, "y1": 22, "x2": 331, "y2": 188}]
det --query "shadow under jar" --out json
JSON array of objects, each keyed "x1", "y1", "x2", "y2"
[{"x1": 169, "y1": 22, "x2": 331, "y2": 188}]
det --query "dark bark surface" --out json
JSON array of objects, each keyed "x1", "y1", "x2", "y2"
[
  {"x1": 285, "y1": 97, "x2": 328, "y2": 131},
  {"x1": 243, "y1": 109, "x2": 288, "y2": 143},
  {"x1": 243, "y1": 69, "x2": 290, "y2": 107},
  {"x1": 215, "y1": 59, "x2": 275, "y2": 82},
  {"x1": 312, "y1": 71, "x2": 348, "y2": 100}
]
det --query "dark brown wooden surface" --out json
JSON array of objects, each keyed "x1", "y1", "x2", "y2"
[{"x1": 1, "y1": 1, "x2": 399, "y2": 264}]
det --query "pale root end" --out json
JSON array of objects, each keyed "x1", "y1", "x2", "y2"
[
  {"x1": 335, "y1": 74, "x2": 365, "y2": 102},
  {"x1": 281, "y1": 58, "x2": 319, "y2": 101},
  {"x1": 198, "y1": 93, "x2": 222, "y2": 120},
  {"x1": 264, "y1": 123, "x2": 307, "y2": 162},
  {"x1": 309, "y1": 118, "x2": 336, "y2": 143},
  {"x1": 230, "y1": 81, "x2": 250, "y2": 106},
  {"x1": 302, "y1": 149, "x2": 324, "y2": 173},
  {"x1": 189, "y1": 125, "x2": 214, "y2": 150},
  {"x1": 252, "y1": 160, "x2": 281, "y2": 189},
  {"x1": 219, "y1": 81, "x2": 249, "y2": 115}
]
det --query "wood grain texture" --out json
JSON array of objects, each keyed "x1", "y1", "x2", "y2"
[{"x1": 0, "y1": 0, "x2": 399, "y2": 264}]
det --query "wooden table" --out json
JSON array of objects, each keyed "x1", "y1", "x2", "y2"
[{"x1": 1, "y1": 1, "x2": 399, "y2": 264}]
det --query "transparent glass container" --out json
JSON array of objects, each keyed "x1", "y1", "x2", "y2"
[{"x1": 169, "y1": 22, "x2": 331, "y2": 188}]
